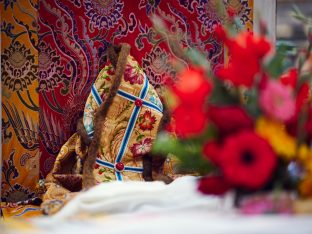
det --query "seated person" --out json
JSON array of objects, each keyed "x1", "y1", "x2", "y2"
[{"x1": 41, "y1": 43, "x2": 177, "y2": 215}]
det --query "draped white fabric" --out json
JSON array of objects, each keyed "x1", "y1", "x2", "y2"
[
  {"x1": 43, "y1": 176, "x2": 233, "y2": 221},
  {"x1": 4, "y1": 176, "x2": 312, "y2": 234}
]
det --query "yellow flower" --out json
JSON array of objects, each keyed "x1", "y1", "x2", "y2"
[
  {"x1": 298, "y1": 144, "x2": 310, "y2": 162},
  {"x1": 296, "y1": 144, "x2": 312, "y2": 173},
  {"x1": 297, "y1": 144, "x2": 312, "y2": 163},
  {"x1": 256, "y1": 117, "x2": 296, "y2": 160}
]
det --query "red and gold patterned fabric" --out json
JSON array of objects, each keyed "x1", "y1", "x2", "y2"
[
  {"x1": 1, "y1": 0, "x2": 253, "y2": 214},
  {"x1": 37, "y1": 0, "x2": 253, "y2": 178}
]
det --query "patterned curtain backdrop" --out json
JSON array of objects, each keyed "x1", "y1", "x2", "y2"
[
  {"x1": 1, "y1": 0, "x2": 253, "y2": 202},
  {"x1": 1, "y1": 0, "x2": 39, "y2": 202}
]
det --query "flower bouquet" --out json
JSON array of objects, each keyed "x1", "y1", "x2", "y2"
[{"x1": 152, "y1": 8, "x2": 312, "y2": 214}]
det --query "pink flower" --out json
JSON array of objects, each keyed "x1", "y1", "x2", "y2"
[
  {"x1": 259, "y1": 80, "x2": 295, "y2": 122},
  {"x1": 130, "y1": 138, "x2": 153, "y2": 157}
]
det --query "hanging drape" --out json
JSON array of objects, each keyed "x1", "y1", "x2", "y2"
[{"x1": 1, "y1": 0, "x2": 253, "y2": 202}]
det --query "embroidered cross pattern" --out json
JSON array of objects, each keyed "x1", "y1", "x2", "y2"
[{"x1": 89, "y1": 75, "x2": 163, "y2": 181}]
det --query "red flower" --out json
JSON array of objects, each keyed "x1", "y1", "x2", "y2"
[
  {"x1": 296, "y1": 82, "x2": 310, "y2": 111},
  {"x1": 285, "y1": 82, "x2": 310, "y2": 136},
  {"x1": 198, "y1": 176, "x2": 230, "y2": 195},
  {"x1": 218, "y1": 131, "x2": 277, "y2": 190},
  {"x1": 208, "y1": 106, "x2": 253, "y2": 136},
  {"x1": 280, "y1": 68, "x2": 298, "y2": 89},
  {"x1": 173, "y1": 104, "x2": 208, "y2": 138},
  {"x1": 139, "y1": 110, "x2": 156, "y2": 131},
  {"x1": 202, "y1": 140, "x2": 221, "y2": 165},
  {"x1": 216, "y1": 30, "x2": 271, "y2": 88},
  {"x1": 170, "y1": 67, "x2": 212, "y2": 105},
  {"x1": 258, "y1": 72, "x2": 269, "y2": 90}
]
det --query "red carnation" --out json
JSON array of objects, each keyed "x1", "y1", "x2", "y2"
[
  {"x1": 173, "y1": 104, "x2": 208, "y2": 138},
  {"x1": 216, "y1": 31, "x2": 271, "y2": 88},
  {"x1": 198, "y1": 176, "x2": 230, "y2": 196},
  {"x1": 208, "y1": 106, "x2": 253, "y2": 136},
  {"x1": 170, "y1": 67, "x2": 212, "y2": 105},
  {"x1": 218, "y1": 131, "x2": 277, "y2": 190}
]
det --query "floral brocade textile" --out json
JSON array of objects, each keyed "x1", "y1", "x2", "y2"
[
  {"x1": 1, "y1": 0, "x2": 253, "y2": 215},
  {"x1": 84, "y1": 55, "x2": 163, "y2": 181}
]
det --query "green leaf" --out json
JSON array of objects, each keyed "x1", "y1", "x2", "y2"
[
  {"x1": 152, "y1": 133, "x2": 183, "y2": 156},
  {"x1": 244, "y1": 87, "x2": 261, "y2": 118},
  {"x1": 209, "y1": 78, "x2": 240, "y2": 105},
  {"x1": 265, "y1": 43, "x2": 292, "y2": 78},
  {"x1": 152, "y1": 133, "x2": 214, "y2": 175},
  {"x1": 136, "y1": 134, "x2": 145, "y2": 141},
  {"x1": 99, "y1": 168, "x2": 107, "y2": 173},
  {"x1": 104, "y1": 175, "x2": 112, "y2": 180},
  {"x1": 190, "y1": 124, "x2": 218, "y2": 143},
  {"x1": 291, "y1": 5, "x2": 312, "y2": 25}
]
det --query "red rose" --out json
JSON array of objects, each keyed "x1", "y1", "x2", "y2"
[
  {"x1": 173, "y1": 104, "x2": 208, "y2": 138},
  {"x1": 198, "y1": 176, "x2": 230, "y2": 195},
  {"x1": 170, "y1": 67, "x2": 212, "y2": 105},
  {"x1": 218, "y1": 131, "x2": 277, "y2": 190},
  {"x1": 208, "y1": 106, "x2": 253, "y2": 136}
]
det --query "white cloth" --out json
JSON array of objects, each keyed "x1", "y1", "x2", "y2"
[
  {"x1": 5, "y1": 176, "x2": 312, "y2": 234},
  {"x1": 45, "y1": 176, "x2": 233, "y2": 221}
]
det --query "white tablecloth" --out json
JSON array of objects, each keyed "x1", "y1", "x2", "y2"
[{"x1": 3, "y1": 176, "x2": 312, "y2": 234}]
